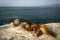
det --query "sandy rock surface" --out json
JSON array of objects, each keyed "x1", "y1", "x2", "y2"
[{"x1": 0, "y1": 23, "x2": 60, "y2": 40}]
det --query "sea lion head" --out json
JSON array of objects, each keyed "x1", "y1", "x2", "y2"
[
  {"x1": 21, "y1": 22, "x2": 31, "y2": 31},
  {"x1": 38, "y1": 24, "x2": 46, "y2": 29},
  {"x1": 13, "y1": 19, "x2": 20, "y2": 26},
  {"x1": 21, "y1": 22, "x2": 28, "y2": 28}
]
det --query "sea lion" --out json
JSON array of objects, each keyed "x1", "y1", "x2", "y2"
[
  {"x1": 36, "y1": 28, "x2": 43, "y2": 37},
  {"x1": 38, "y1": 24, "x2": 48, "y2": 34},
  {"x1": 13, "y1": 19, "x2": 20, "y2": 26},
  {"x1": 38, "y1": 24, "x2": 56, "y2": 37},
  {"x1": 31, "y1": 23, "x2": 38, "y2": 32},
  {"x1": 31, "y1": 23, "x2": 42, "y2": 37},
  {"x1": 21, "y1": 22, "x2": 31, "y2": 31}
]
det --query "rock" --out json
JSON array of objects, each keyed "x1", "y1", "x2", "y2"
[
  {"x1": 0, "y1": 23, "x2": 60, "y2": 40},
  {"x1": 38, "y1": 34, "x2": 57, "y2": 40}
]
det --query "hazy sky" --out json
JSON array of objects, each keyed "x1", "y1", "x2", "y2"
[{"x1": 0, "y1": 0, "x2": 60, "y2": 6}]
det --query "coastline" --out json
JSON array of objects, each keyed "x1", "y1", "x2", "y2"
[
  {"x1": 0, "y1": 23, "x2": 60, "y2": 28},
  {"x1": 0, "y1": 23, "x2": 60, "y2": 40}
]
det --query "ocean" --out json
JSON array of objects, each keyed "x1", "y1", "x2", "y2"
[{"x1": 0, "y1": 7, "x2": 60, "y2": 25}]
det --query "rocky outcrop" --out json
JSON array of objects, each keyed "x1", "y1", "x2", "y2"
[{"x1": 0, "y1": 23, "x2": 60, "y2": 40}]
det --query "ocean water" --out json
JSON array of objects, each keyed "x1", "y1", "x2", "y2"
[{"x1": 0, "y1": 7, "x2": 60, "y2": 25}]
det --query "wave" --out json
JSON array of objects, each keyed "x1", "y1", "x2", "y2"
[{"x1": 0, "y1": 23, "x2": 12, "y2": 28}]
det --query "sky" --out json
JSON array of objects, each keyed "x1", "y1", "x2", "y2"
[{"x1": 0, "y1": 0, "x2": 60, "y2": 7}]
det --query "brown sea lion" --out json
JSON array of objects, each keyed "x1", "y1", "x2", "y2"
[
  {"x1": 38, "y1": 24, "x2": 56, "y2": 37},
  {"x1": 36, "y1": 28, "x2": 43, "y2": 37},
  {"x1": 31, "y1": 23, "x2": 43, "y2": 37},
  {"x1": 31, "y1": 23, "x2": 38, "y2": 32},
  {"x1": 21, "y1": 22, "x2": 31, "y2": 31},
  {"x1": 38, "y1": 24, "x2": 48, "y2": 34},
  {"x1": 13, "y1": 19, "x2": 20, "y2": 26}
]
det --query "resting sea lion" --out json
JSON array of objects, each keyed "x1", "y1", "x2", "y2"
[
  {"x1": 36, "y1": 28, "x2": 43, "y2": 37},
  {"x1": 31, "y1": 23, "x2": 38, "y2": 32},
  {"x1": 31, "y1": 23, "x2": 43, "y2": 37},
  {"x1": 38, "y1": 24, "x2": 48, "y2": 34},
  {"x1": 21, "y1": 22, "x2": 31, "y2": 31},
  {"x1": 38, "y1": 24, "x2": 56, "y2": 37}
]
